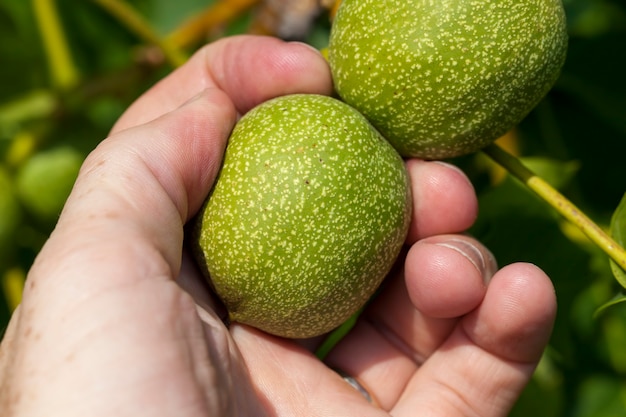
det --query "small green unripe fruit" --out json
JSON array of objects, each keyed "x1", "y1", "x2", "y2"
[
  {"x1": 329, "y1": 0, "x2": 568, "y2": 159},
  {"x1": 16, "y1": 146, "x2": 82, "y2": 223},
  {"x1": 193, "y1": 94, "x2": 411, "y2": 338}
]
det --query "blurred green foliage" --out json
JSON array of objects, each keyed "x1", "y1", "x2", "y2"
[{"x1": 0, "y1": 0, "x2": 625, "y2": 415}]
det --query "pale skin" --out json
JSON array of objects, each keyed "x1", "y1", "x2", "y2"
[{"x1": 0, "y1": 36, "x2": 556, "y2": 416}]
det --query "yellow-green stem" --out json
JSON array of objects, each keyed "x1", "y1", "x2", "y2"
[
  {"x1": 483, "y1": 143, "x2": 626, "y2": 272},
  {"x1": 32, "y1": 0, "x2": 80, "y2": 89},
  {"x1": 315, "y1": 307, "x2": 361, "y2": 360},
  {"x1": 94, "y1": 0, "x2": 188, "y2": 68}
]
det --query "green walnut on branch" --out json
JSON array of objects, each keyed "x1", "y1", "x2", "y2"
[{"x1": 328, "y1": 0, "x2": 568, "y2": 159}]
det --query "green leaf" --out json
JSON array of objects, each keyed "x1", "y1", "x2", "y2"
[
  {"x1": 520, "y1": 156, "x2": 580, "y2": 190},
  {"x1": 0, "y1": 90, "x2": 57, "y2": 133},
  {"x1": 609, "y1": 193, "x2": 626, "y2": 288},
  {"x1": 593, "y1": 292, "x2": 626, "y2": 319}
]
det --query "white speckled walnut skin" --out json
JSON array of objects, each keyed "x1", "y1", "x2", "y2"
[
  {"x1": 329, "y1": 0, "x2": 568, "y2": 159},
  {"x1": 193, "y1": 94, "x2": 411, "y2": 339}
]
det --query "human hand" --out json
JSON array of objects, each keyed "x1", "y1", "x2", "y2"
[{"x1": 0, "y1": 35, "x2": 556, "y2": 417}]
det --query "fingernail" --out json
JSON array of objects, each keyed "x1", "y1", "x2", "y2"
[
  {"x1": 431, "y1": 161, "x2": 474, "y2": 188},
  {"x1": 434, "y1": 237, "x2": 497, "y2": 284}
]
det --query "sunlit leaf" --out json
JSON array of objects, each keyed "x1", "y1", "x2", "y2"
[
  {"x1": 0, "y1": 90, "x2": 57, "y2": 132},
  {"x1": 609, "y1": 193, "x2": 626, "y2": 287}
]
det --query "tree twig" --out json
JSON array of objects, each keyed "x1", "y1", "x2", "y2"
[
  {"x1": 32, "y1": 0, "x2": 80, "y2": 89},
  {"x1": 483, "y1": 142, "x2": 626, "y2": 275}
]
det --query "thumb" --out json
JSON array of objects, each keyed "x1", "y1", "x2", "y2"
[
  {"x1": 28, "y1": 88, "x2": 235, "y2": 297},
  {"x1": 3, "y1": 89, "x2": 239, "y2": 417}
]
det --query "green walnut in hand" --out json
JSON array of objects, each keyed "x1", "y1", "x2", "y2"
[
  {"x1": 193, "y1": 94, "x2": 411, "y2": 338},
  {"x1": 329, "y1": 0, "x2": 568, "y2": 159}
]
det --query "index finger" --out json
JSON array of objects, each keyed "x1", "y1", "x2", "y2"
[{"x1": 112, "y1": 35, "x2": 333, "y2": 133}]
